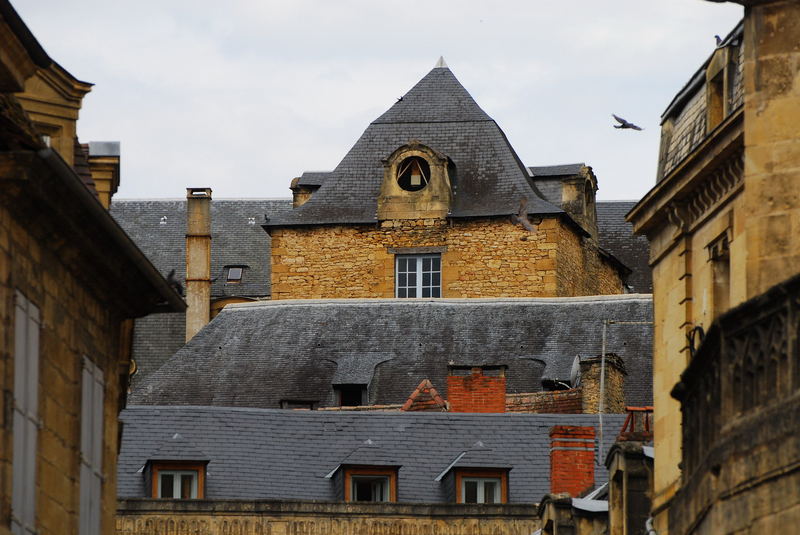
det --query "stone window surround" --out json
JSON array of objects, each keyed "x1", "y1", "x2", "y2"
[
  {"x1": 343, "y1": 466, "x2": 398, "y2": 503},
  {"x1": 455, "y1": 469, "x2": 509, "y2": 504},
  {"x1": 150, "y1": 461, "x2": 206, "y2": 499}
]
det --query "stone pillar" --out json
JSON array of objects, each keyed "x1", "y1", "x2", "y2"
[
  {"x1": 579, "y1": 354, "x2": 627, "y2": 413},
  {"x1": 185, "y1": 187, "x2": 212, "y2": 342},
  {"x1": 447, "y1": 365, "x2": 506, "y2": 413},
  {"x1": 549, "y1": 426, "x2": 595, "y2": 496},
  {"x1": 742, "y1": 0, "x2": 800, "y2": 298}
]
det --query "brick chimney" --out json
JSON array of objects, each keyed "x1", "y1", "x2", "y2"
[
  {"x1": 447, "y1": 365, "x2": 506, "y2": 413},
  {"x1": 549, "y1": 425, "x2": 595, "y2": 496},
  {"x1": 579, "y1": 353, "x2": 627, "y2": 413},
  {"x1": 185, "y1": 187, "x2": 212, "y2": 342},
  {"x1": 86, "y1": 141, "x2": 121, "y2": 209}
]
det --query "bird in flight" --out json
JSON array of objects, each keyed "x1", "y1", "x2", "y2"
[
  {"x1": 512, "y1": 198, "x2": 535, "y2": 232},
  {"x1": 612, "y1": 114, "x2": 643, "y2": 131}
]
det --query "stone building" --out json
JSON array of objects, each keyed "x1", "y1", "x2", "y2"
[
  {"x1": 0, "y1": 3, "x2": 184, "y2": 535},
  {"x1": 627, "y1": 1, "x2": 800, "y2": 532},
  {"x1": 265, "y1": 60, "x2": 633, "y2": 300},
  {"x1": 114, "y1": 406, "x2": 627, "y2": 534}
]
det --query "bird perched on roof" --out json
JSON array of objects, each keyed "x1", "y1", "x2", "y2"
[
  {"x1": 612, "y1": 114, "x2": 643, "y2": 131},
  {"x1": 166, "y1": 269, "x2": 184, "y2": 296},
  {"x1": 511, "y1": 198, "x2": 535, "y2": 232},
  {"x1": 715, "y1": 34, "x2": 723, "y2": 47}
]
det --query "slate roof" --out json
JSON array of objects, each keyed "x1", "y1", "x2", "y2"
[
  {"x1": 265, "y1": 65, "x2": 564, "y2": 227},
  {"x1": 528, "y1": 164, "x2": 585, "y2": 177},
  {"x1": 596, "y1": 201, "x2": 652, "y2": 293},
  {"x1": 131, "y1": 296, "x2": 653, "y2": 408},
  {"x1": 295, "y1": 171, "x2": 331, "y2": 187},
  {"x1": 117, "y1": 406, "x2": 627, "y2": 503},
  {"x1": 111, "y1": 199, "x2": 292, "y2": 298}
]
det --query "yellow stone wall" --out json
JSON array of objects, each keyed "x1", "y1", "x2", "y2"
[
  {"x1": 270, "y1": 217, "x2": 623, "y2": 299},
  {"x1": 0, "y1": 204, "x2": 125, "y2": 535},
  {"x1": 115, "y1": 500, "x2": 540, "y2": 535}
]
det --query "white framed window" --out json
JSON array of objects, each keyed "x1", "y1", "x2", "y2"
[
  {"x1": 351, "y1": 475, "x2": 389, "y2": 502},
  {"x1": 461, "y1": 477, "x2": 502, "y2": 504},
  {"x1": 395, "y1": 254, "x2": 441, "y2": 298},
  {"x1": 80, "y1": 357, "x2": 104, "y2": 535},
  {"x1": 12, "y1": 291, "x2": 40, "y2": 535},
  {"x1": 157, "y1": 470, "x2": 199, "y2": 499}
]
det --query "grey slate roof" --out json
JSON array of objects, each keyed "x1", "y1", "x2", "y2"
[
  {"x1": 118, "y1": 406, "x2": 627, "y2": 503},
  {"x1": 111, "y1": 199, "x2": 293, "y2": 385},
  {"x1": 265, "y1": 66, "x2": 563, "y2": 227},
  {"x1": 295, "y1": 171, "x2": 331, "y2": 187},
  {"x1": 528, "y1": 164, "x2": 585, "y2": 177},
  {"x1": 131, "y1": 296, "x2": 653, "y2": 408},
  {"x1": 111, "y1": 199, "x2": 293, "y2": 298},
  {"x1": 596, "y1": 202, "x2": 652, "y2": 293}
]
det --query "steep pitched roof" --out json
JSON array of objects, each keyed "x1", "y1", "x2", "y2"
[
  {"x1": 111, "y1": 199, "x2": 293, "y2": 299},
  {"x1": 118, "y1": 406, "x2": 627, "y2": 502},
  {"x1": 266, "y1": 65, "x2": 563, "y2": 227},
  {"x1": 596, "y1": 201, "x2": 652, "y2": 293},
  {"x1": 130, "y1": 296, "x2": 653, "y2": 409}
]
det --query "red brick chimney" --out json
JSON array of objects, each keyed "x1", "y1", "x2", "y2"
[
  {"x1": 447, "y1": 365, "x2": 506, "y2": 413},
  {"x1": 550, "y1": 425, "x2": 595, "y2": 496}
]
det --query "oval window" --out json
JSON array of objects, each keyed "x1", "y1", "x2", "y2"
[{"x1": 396, "y1": 156, "x2": 430, "y2": 192}]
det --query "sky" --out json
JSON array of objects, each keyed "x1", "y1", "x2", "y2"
[{"x1": 15, "y1": 1, "x2": 742, "y2": 202}]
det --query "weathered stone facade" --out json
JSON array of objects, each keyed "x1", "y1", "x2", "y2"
[
  {"x1": 628, "y1": 2, "x2": 800, "y2": 532},
  {"x1": 270, "y1": 217, "x2": 623, "y2": 299},
  {"x1": 115, "y1": 500, "x2": 540, "y2": 535}
]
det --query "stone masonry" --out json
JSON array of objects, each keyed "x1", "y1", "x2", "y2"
[{"x1": 270, "y1": 217, "x2": 623, "y2": 299}]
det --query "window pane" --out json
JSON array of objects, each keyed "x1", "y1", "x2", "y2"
[
  {"x1": 160, "y1": 474, "x2": 174, "y2": 498},
  {"x1": 464, "y1": 481, "x2": 478, "y2": 503},
  {"x1": 432, "y1": 257, "x2": 441, "y2": 270},
  {"x1": 422, "y1": 288, "x2": 430, "y2": 298},
  {"x1": 398, "y1": 288, "x2": 406, "y2": 298},
  {"x1": 399, "y1": 274, "x2": 407, "y2": 286},
  {"x1": 408, "y1": 273, "x2": 416, "y2": 286},
  {"x1": 408, "y1": 288, "x2": 416, "y2": 298},
  {"x1": 432, "y1": 273, "x2": 440, "y2": 286},
  {"x1": 423, "y1": 273, "x2": 431, "y2": 286},
  {"x1": 432, "y1": 287, "x2": 440, "y2": 298},
  {"x1": 423, "y1": 258, "x2": 431, "y2": 271},
  {"x1": 181, "y1": 474, "x2": 194, "y2": 499},
  {"x1": 398, "y1": 258, "x2": 407, "y2": 271},
  {"x1": 484, "y1": 481, "x2": 498, "y2": 504}
]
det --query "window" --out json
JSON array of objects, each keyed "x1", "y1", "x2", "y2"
[
  {"x1": 79, "y1": 357, "x2": 105, "y2": 535},
  {"x1": 344, "y1": 467, "x2": 397, "y2": 502},
  {"x1": 396, "y1": 156, "x2": 430, "y2": 192},
  {"x1": 226, "y1": 266, "x2": 243, "y2": 283},
  {"x1": 709, "y1": 232, "x2": 731, "y2": 317},
  {"x1": 396, "y1": 254, "x2": 441, "y2": 298},
  {"x1": 150, "y1": 462, "x2": 205, "y2": 499},
  {"x1": 455, "y1": 469, "x2": 508, "y2": 504},
  {"x1": 12, "y1": 291, "x2": 40, "y2": 535},
  {"x1": 335, "y1": 384, "x2": 367, "y2": 407}
]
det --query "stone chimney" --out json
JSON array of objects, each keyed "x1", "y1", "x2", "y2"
[
  {"x1": 86, "y1": 141, "x2": 120, "y2": 209},
  {"x1": 579, "y1": 353, "x2": 627, "y2": 413},
  {"x1": 447, "y1": 365, "x2": 506, "y2": 413},
  {"x1": 549, "y1": 425, "x2": 595, "y2": 496},
  {"x1": 185, "y1": 187, "x2": 212, "y2": 342}
]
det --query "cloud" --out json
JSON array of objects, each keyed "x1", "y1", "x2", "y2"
[{"x1": 14, "y1": 0, "x2": 742, "y2": 201}]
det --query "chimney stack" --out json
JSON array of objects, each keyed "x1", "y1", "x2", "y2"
[
  {"x1": 447, "y1": 365, "x2": 507, "y2": 413},
  {"x1": 185, "y1": 187, "x2": 212, "y2": 342},
  {"x1": 87, "y1": 141, "x2": 121, "y2": 209},
  {"x1": 579, "y1": 353, "x2": 627, "y2": 414},
  {"x1": 549, "y1": 425, "x2": 595, "y2": 496}
]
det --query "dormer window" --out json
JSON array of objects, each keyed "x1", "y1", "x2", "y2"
[
  {"x1": 455, "y1": 469, "x2": 508, "y2": 504},
  {"x1": 343, "y1": 466, "x2": 398, "y2": 502},
  {"x1": 150, "y1": 461, "x2": 206, "y2": 499},
  {"x1": 397, "y1": 156, "x2": 430, "y2": 192},
  {"x1": 226, "y1": 266, "x2": 244, "y2": 283},
  {"x1": 335, "y1": 384, "x2": 368, "y2": 407}
]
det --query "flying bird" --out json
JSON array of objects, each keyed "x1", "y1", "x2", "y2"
[
  {"x1": 612, "y1": 114, "x2": 643, "y2": 131},
  {"x1": 166, "y1": 269, "x2": 184, "y2": 296},
  {"x1": 511, "y1": 198, "x2": 535, "y2": 232}
]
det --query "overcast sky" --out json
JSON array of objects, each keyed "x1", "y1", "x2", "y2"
[{"x1": 15, "y1": 1, "x2": 742, "y2": 201}]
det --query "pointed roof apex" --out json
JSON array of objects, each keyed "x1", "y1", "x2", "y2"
[{"x1": 435, "y1": 56, "x2": 448, "y2": 68}]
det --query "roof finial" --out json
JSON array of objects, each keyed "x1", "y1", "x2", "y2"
[{"x1": 435, "y1": 56, "x2": 448, "y2": 69}]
